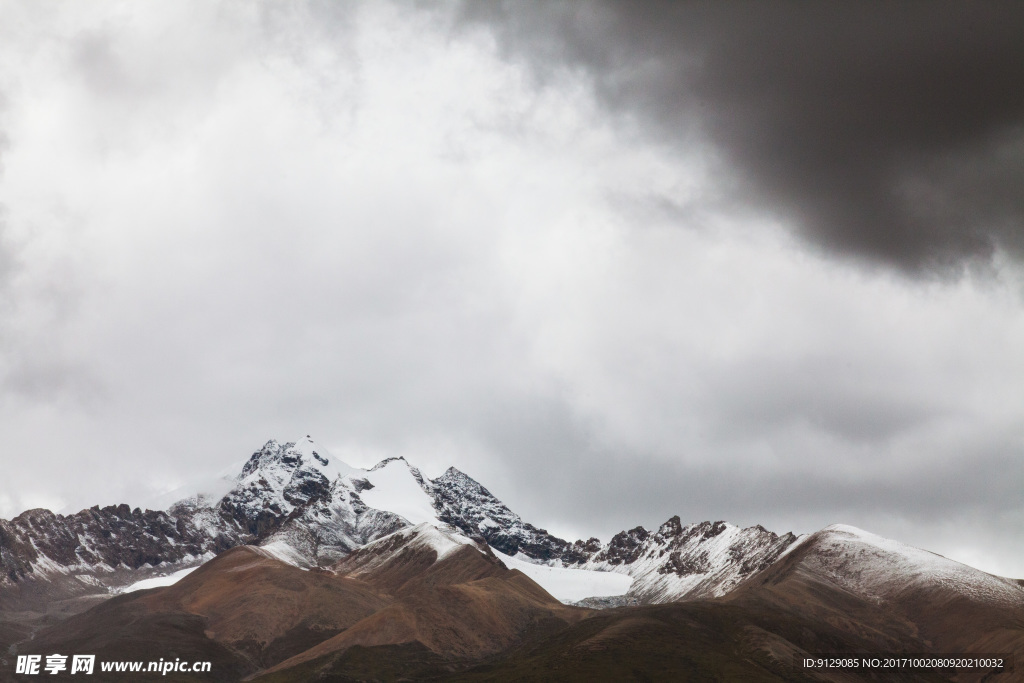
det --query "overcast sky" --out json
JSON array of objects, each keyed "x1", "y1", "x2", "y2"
[{"x1": 1, "y1": 1, "x2": 1022, "y2": 577}]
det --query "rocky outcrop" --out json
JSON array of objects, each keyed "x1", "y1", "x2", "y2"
[
  {"x1": 431, "y1": 466, "x2": 575, "y2": 561},
  {"x1": 1, "y1": 504, "x2": 239, "y2": 581}
]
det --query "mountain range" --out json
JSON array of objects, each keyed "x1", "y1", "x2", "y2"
[{"x1": 1, "y1": 437, "x2": 1021, "y2": 681}]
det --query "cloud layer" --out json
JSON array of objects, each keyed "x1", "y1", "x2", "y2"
[{"x1": 0, "y1": 1, "x2": 1021, "y2": 578}]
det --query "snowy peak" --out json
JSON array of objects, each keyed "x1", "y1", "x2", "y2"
[
  {"x1": 434, "y1": 465, "x2": 483, "y2": 491},
  {"x1": 224, "y1": 437, "x2": 362, "y2": 532},
  {"x1": 431, "y1": 466, "x2": 575, "y2": 561},
  {"x1": 218, "y1": 437, "x2": 376, "y2": 549},
  {"x1": 196, "y1": 443, "x2": 454, "y2": 571},
  {"x1": 288, "y1": 435, "x2": 359, "y2": 482},
  {"x1": 239, "y1": 437, "x2": 354, "y2": 484},
  {"x1": 229, "y1": 440, "x2": 333, "y2": 525},
  {"x1": 798, "y1": 524, "x2": 1024, "y2": 606}
]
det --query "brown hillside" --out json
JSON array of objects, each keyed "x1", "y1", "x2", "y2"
[{"x1": 261, "y1": 529, "x2": 586, "y2": 677}]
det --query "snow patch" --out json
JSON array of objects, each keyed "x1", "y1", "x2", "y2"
[
  {"x1": 258, "y1": 540, "x2": 312, "y2": 569},
  {"x1": 354, "y1": 459, "x2": 441, "y2": 527},
  {"x1": 117, "y1": 567, "x2": 197, "y2": 593},
  {"x1": 492, "y1": 548, "x2": 633, "y2": 603}
]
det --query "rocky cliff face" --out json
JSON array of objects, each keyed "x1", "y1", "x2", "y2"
[
  {"x1": 577, "y1": 517, "x2": 797, "y2": 602},
  {"x1": 429, "y1": 466, "x2": 576, "y2": 561},
  {"x1": 0, "y1": 504, "x2": 235, "y2": 586},
  {"x1": 210, "y1": 439, "x2": 407, "y2": 566}
]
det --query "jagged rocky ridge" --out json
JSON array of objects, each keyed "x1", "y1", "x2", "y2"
[
  {"x1": 2, "y1": 437, "x2": 795, "y2": 605},
  {"x1": 0, "y1": 505, "x2": 231, "y2": 584},
  {"x1": 429, "y1": 463, "x2": 797, "y2": 602}
]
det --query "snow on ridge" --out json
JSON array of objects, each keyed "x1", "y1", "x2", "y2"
[
  {"x1": 812, "y1": 525, "x2": 1024, "y2": 605},
  {"x1": 355, "y1": 522, "x2": 479, "y2": 564},
  {"x1": 256, "y1": 540, "x2": 311, "y2": 569},
  {"x1": 818, "y1": 524, "x2": 967, "y2": 571},
  {"x1": 405, "y1": 522, "x2": 478, "y2": 560}
]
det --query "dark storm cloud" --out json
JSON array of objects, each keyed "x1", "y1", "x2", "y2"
[{"x1": 453, "y1": 1, "x2": 1024, "y2": 275}]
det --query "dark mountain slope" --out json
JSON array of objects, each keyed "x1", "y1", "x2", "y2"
[
  {"x1": 9, "y1": 546, "x2": 394, "y2": 681},
  {"x1": 135, "y1": 546, "x2": 391, "y2": 668},
  {"x1": 258, "y1": 524, "x2": 585, "y2": 679}
]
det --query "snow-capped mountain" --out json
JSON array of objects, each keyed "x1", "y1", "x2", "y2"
[
  {"x1": 2, "y1": 436, "x2": 1019, "y2": 615},
  {"x1": 6, "y1": 436, "x2": 1022, "y2": 683},
  {"x1": 1, "y1": 436, "x2": 564, "y2": 601}
]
